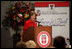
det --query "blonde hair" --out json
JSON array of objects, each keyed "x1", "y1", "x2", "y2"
[
  {"x1": 25, "y1": 40, "x2": 37, "y2": 48},
  {"x1": 16, "y1": 40, "x2": 36, "y2": 48}
]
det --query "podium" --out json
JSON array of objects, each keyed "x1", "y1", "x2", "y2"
[
  {"x1": 34, "y1": 26, "x2": 52, "y2": 48},
  {"x1": 23, "y1": 26, "x2": 52, "y2": 48},
  {"x1": 23, "y1": 27, "x2": 35, "y2": 42}
]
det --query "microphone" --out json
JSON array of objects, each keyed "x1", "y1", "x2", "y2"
[
  {"x1": 35, "y1": 19, "x2": 41, "y2": 23},
  {"x1": 35, "y1": 19, "x2": 42, "y2": 26}
]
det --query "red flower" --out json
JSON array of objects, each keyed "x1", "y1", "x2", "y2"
[
  {"x1": 20, "y1": 16, "x2": 23, "y2": 19},
  {"x1": 13, "y1": 21, "x2": 16, "y2": 27},
  {"x1": 28, "y1": 3, "x2": 31, "y2": 7},
  {"x1": 35, "y1": 17, "x2": 37, "y2": 20},
  {"x1": 26, "y1": 12, "x2": 28, "y2": 14},
  {"x1": 20, "y1": 19, "x2": 23, "y2": 22},
  {"x1": 13, "y1": 15, "x2": 16, "y2": 18},
  {"x1": 15, "y1": 10, "x2": 18, "y2": 14},
  {"x1": 19, "y1": 2, "x2": 21, "y2": 6},
  {"x1": 20, "y1": 9, "x2": 24, "y2": 12}
]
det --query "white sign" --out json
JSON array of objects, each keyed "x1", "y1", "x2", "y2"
[{"x1": 35, "y1": 2, "x2": 70, "y2": 38}]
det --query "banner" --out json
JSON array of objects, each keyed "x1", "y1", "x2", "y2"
[{"x1": 35, "y1": 1, "x2": 70, "y2": 38}]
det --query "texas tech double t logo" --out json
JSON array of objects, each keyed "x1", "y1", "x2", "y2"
[{"x1": 37, "y1": 31, "x2": 51, "y2": 48}]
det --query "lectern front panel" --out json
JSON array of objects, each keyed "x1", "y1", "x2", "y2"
[{"x1": 34, "y1": 26, "x2": 52, "y2": 48}]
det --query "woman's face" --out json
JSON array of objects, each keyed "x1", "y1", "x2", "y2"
[{"x1": 30, "y1": 14, "x2": 35, "y2": 21}]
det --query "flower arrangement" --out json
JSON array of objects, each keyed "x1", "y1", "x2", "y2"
[{"x1": 6, "y1": 1, "x2": 35, "y2": 31}]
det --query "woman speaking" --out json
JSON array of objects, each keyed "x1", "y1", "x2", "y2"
[{"x1": 21, "y1": 11, "x2": 37, "y2": 42}]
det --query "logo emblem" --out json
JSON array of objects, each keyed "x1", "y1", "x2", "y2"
[
  {"x1": 49, "y1": 4, "x2": 55, "y2": 10},
  {"x1": 37, "y1": 31, "x2": 51, "y2": 48}
]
